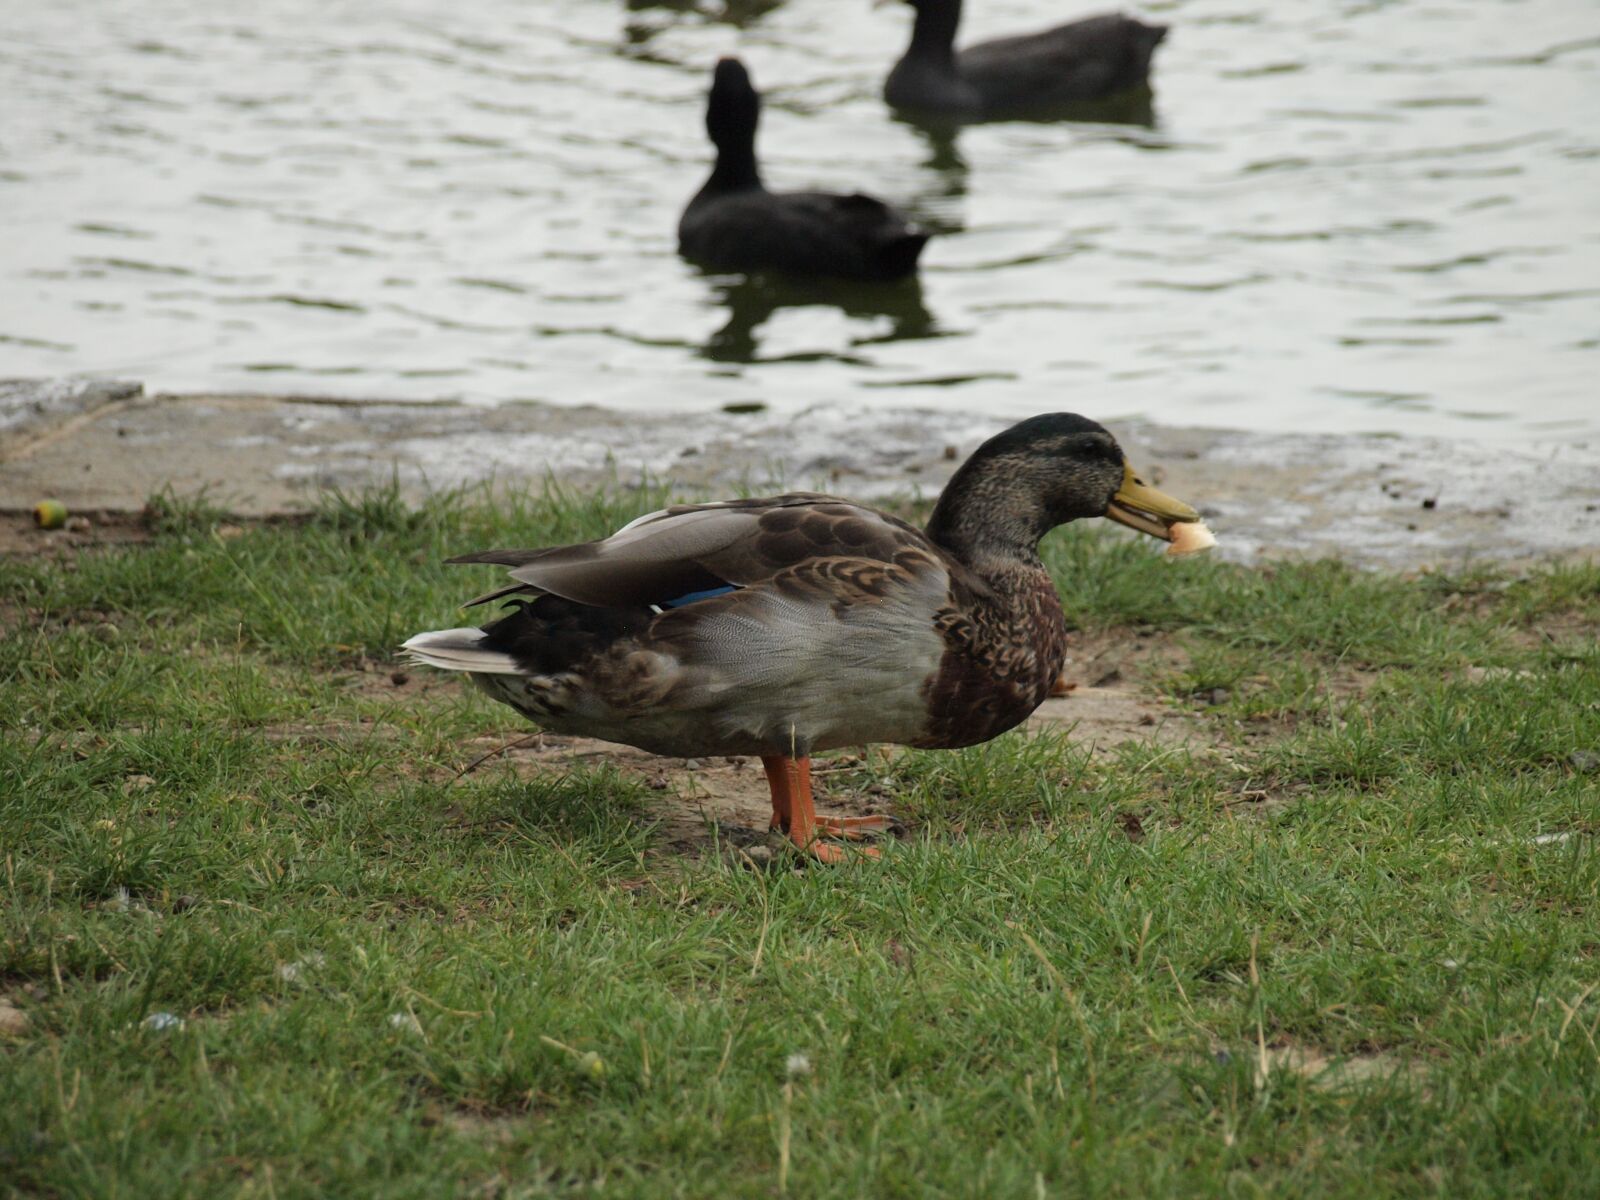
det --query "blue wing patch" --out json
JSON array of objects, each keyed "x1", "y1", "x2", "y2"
[{"x1": 659, "y1": 584, "x2": 739, "y2": 609}]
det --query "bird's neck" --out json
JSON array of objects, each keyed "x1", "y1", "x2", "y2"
[
  {"x1": 708, "y1": 138, "x2": 762, "y2": 193},
  {"x1": 925, "y1": 472, "x2": 1053, "y2": 579},
  {"x1": 909, "y1": 0, "x2": 962, "y2": 65}
]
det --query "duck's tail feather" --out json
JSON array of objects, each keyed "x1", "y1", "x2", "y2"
[
  {"x1": 1134, "y1": 20, "x2": 1168, "y2": 69},
  {"x1": 401, "y1": 628, "x2": 523, "y2": 675},
  {"x1": 876, "y1": 230, "x2": 930, "y2": 279}
]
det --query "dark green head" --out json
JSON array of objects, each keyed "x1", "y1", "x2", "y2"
[{"x1": 926, "y1": 413, "x2": 1199, "y2": 560}]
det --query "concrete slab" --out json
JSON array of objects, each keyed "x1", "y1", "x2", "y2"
[{"x1": 2, "y1": 380, "x2": 1596, "y2": 570}]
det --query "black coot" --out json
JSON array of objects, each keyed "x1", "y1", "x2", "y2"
[
  {"x1": 884, "y1": 1, "x2": 1166, "y2": 120},
  {"x1": 679, "y1": 58, "x2": 929, "y2": 282}
]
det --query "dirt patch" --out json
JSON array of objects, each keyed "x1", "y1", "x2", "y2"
[
  {"x1": 336, "y1": 660, "x2": 463, "y2": 706},
  {"x1": 1507, "y1": 610, "x2": 1600, "y2": 658},
  {"x1": 448, "y1": 732, "x2": 810, "y2": 861},
  {"x1": 1031, "y1": 625, "x2": 1202, "y2": 753},
  {"x1": 0, "y1": 508, "x2": 154, "y2": 560},
  {"x1": 1255, "y1": 1043, "x2": 1427, "y2": 1092}
]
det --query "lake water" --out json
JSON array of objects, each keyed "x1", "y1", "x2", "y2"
[{"x1": 2, "y1": 0, "x2": 1597, "y2": 440}]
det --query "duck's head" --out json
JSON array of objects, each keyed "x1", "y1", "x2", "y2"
[
  {"x1": 706, "y1": 57, "x2": 761, "y2": 150},
  {"x1": 925, "y1": 413, "x2": 1205, "y2": 559}
]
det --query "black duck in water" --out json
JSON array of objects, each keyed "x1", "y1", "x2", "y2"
[
  {"x1": 883, "y1": 0, "x2": 1167, "y2": 120},
  {"x1": 679, "y1": 58, "x2": 930, "y2": 281}
]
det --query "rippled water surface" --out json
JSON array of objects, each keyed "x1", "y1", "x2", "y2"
[{"x1": 3, "y1": 0, "x2": 1597, "y2": 438}]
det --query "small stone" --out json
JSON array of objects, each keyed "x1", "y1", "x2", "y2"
[
  {"x1": 1567, "y1": 750, "x2": 1600, "y2": 774},
  {"x1": 141, "y1": 1011, "x2": 183, "y2": 1032},
  {"x1": 942, "y1": 444, "x2": 958, "y2": 460},
  {"x1": 277, "y1": 952, "x2": 326, "y2": 983},
  {"x1": 1465, "y1": 667, "x2": 1533, "y2": 684},
  {"x1": 388, "y1": 1012, "x2": 423, "y2": 1035},
  {"x1": 684, "y1": 758, "x2": 702, "y2": 770},
  {"x1": 785, "y1": 1052, "x2": 813, "y2": 1079},
  {"x1": 172, "y1": 894, "x2": 198, "y2": 913},
  {"x1": 64, "y1": 516, "x2": 92, "y2": 533},
  {"x1": 0, "y1": 1001, "x2": 29, "y2": 1036},
  {"x1": 1421, "y1": 497, "x2": 1437, "y2": 510},
  {"x1": 741, "y1": 844, "x2": 774, "y2": 866}
]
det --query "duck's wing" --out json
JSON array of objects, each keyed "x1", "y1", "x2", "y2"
[
  {"x1": 449, "y1": 493, "x2": 935, "y2": 610},
  {"x1": 959, "y1": 14, "x2": 1165, "y2": 106},
  {"x1": 777, "y1": 192, "x2": 929, "y2": 280},
  {"x1": 681, "y1": 191, "x2": 927, "y2": 280}
]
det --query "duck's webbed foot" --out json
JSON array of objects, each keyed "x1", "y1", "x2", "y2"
[
  {"x1": 814, "y1": 814, "x2": 897, "y2": 840},
  {"x1": 760, "y1": 755, "x2": 884, "y2": 862}
]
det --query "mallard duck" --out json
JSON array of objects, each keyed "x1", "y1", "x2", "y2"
[
  {"x1": 679, "y1": 58, "x2": 930, "y2": 282},
  {"x1": 882, "y1": 1, "x2": 1167, "y2": 120},
  {"x1": 404, "y1": 413, "x2": 1205, "y2": 861}
]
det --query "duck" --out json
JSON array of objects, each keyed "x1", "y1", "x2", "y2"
[
  {"x1": 678, "y1": 57, "x2": 930, "y2": 282},
  {"x1": 404, "y1": 413, "x2": 1206, "y2": 862},
  {"x1": 882, "y1": 1, "x2": 1167, "y2": 120}
]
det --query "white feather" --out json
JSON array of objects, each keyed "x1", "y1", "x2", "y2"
[
  {"x1": 401, "y1": 628, "x2": 522, "y2": 675},
  {"x1": 612, "y1": 506, "x2": 671, "y2": 535}
]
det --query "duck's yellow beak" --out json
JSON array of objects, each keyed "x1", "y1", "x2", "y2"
[{"x1": 1105, "y1": 463, "x2": 1200, "y2": 541}]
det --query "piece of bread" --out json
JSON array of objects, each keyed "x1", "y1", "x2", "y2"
[{"x1": 1166, "y1": 520, "x2": 1217, "y2": 557}]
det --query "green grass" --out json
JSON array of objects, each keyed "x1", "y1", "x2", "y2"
[{"x1": 2, "y1": 485, "x2": 1598, "y2": 1198}]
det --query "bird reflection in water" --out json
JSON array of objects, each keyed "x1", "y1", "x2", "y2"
[
  {"x1": 894, "y1": 87, "x2": 1160, "y2": 234},
  {"x1": 695, "y1": 271, "x2": 939, "y2": 364},
  {"x1": 622, "y1": 0, "x2": 786, "y2": 48},
  {"x1": 895, "y1": 117, "x2": 969, "y2": 233}
]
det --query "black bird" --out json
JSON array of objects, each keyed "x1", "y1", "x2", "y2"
[
  {"x1": 679, "y1": 58, "x2": 930, "y2": 282},
  {"x1": 883, "y1": 1, "x2": 1167, "y2": 120}
]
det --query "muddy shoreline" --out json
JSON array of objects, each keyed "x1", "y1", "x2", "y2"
[{"x1": 3, "y1": 379, "x2": 1596, "y2": 570}]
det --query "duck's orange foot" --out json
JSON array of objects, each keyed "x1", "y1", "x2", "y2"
[
  {"x1": 768, "y1": 812, "x2": 896, "y2": 841},
  {"x1": 761, "y1": 754, "x2": 887, "y2": 865},
  {"x1": 815, "y1": 813, "x2": 899, "y2": 841},
  {"x1": 795, "y1": 836, "x2": 881, "y2": 864}
]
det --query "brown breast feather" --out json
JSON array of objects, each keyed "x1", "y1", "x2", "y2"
[{"x1": 917, "y1": 564, "x2": 1067, "y2": 750}]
